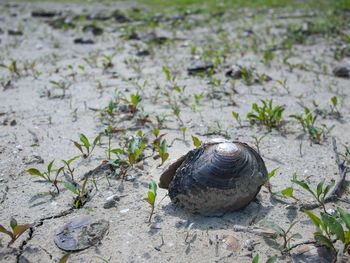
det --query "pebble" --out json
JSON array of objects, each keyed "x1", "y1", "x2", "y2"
[
  {"x1": 326, "y1": 208, "x2": 335, "y2": 215},
  {"x1": 120, "y1": 208, "x2": 129, "y2": 214}
]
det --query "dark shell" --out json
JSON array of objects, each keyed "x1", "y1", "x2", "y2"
[
  {"x1": 54, "y1": 216, "x2": 109, "y2": 251},
  {"x1": 159, "y1": 139, "x2": 268, "y2": 216}
]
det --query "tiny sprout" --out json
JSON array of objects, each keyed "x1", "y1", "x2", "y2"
[
  {"x1": 232, "y1": 111, "x2": 241, "y2": 127},
  {"x1": 265, "y1": 167, "x2": 279, "y2": 193},
  {"x1": 251, "y1": 134, "x2": 266, "y2": 154},
  {"x1": 159, "y1": 233, "x2": 165, "y2": 245},
  {"x1": 181, "y1": 127, "x2": 187, "y2": 140},
  {"x1": 154, "y1": 139, "x2": 169, "y2": 167},
  {"x1": 62, "y1": 155, "x2": 79, "y2": 181},
  {"x1": 0, "y1": 217, "x2": 34, "y2": 247},
  {"x1": 144, "y1": 180, "x2": 157, "y2": 222},
  {"x1": 63, "y1": 177, "x2": 89, "y2": 209},
  {"x1": 27, "y1": 160, "x2": 63, "y2": 196},
  {"x1": 192, "y1": 136, "x2": 201, "y2": 148},
  {"x1": 73, "y1": 133, "x2": 101, "y2": 159}
]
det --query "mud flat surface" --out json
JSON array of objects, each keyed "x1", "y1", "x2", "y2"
[{"x1": 0, "y1": 1, "x2": 350, "y2": 262}]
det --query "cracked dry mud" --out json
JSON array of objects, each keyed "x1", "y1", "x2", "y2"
[{"x1": 0, "y1": 1, "x2": 350, "y2": 263}]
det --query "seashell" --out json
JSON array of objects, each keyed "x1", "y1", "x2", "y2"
[
  {"x1": 222, "y1": 235, "x2": 240, "y2": 251},
  {"x1": 159, "y1": 138, "x2": 268, "y2": 216}
]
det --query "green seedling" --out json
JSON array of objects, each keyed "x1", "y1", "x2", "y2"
[
  {"x1": 0, "y1": 60, "x2": 20, "y2": 77},
  {"x1": 121, "y1": 93, "x2": 142, "y2": 115},
  {"x1": 275, "y1": 79, "x2": 289, "y2": 93},
  {"x1": 50, "y1": 80, "x2": 71, "y2": 98},
  {"x1": 28, "y1": 160, "x2": 63, "y2": 195},
  {"x1": 232, "y1": 111, "x2": 242, "y2": 127},
  {"x1": 144, "y1": 180, "x2": 157, "y2": 222},
  {"x1": 290, "y1": 106, "x2": 325, "y2": 144},
  {"x1": 182, "y1": 127, "x2": 187, "y2": 140},
  {"x1": 192, "y1": 136, "x2": 201, "y2": 148},
  {"x1": 184, "y1": 223, "x2": 194, "y2": 243},
  {"x1": 277, "y1": 186, "x2": 299, "y2": 201},
  {"x1": 122, "y1": 135, "x2": 145, "y2": 176},
  {"x1": 251, "y1": 134, "x2": 266, "y2": 154},
  {"x1": 247, "y1": 99, "x2": 284, "y2": 131},
  {"x1": 62, "y1": 155, "x2": 80, "y2": 181},
  {"x1": 339, "y1": 144, "x2": 350, "y2": 164},
  {"x1": 101, "y1": 54, "x2": 114, "y2": 72},
  {"x1": 162, "y1": 66, "x2": 172, "y2": 82},
  {"x1": 73, "y1": 133, "x2": 101, "y2": 159},
  {"x1": 154, "y1": 139, "x2": 169, "y2": 167},
  {"x1": 153, "y1": 127, "x2": 166, "y2": 148},
  {"x1": 64, "y1": 177, "x2": 89, "y2": 209},
  {"x1": 194, "y1": 92, "x2": 204, "y2": 105},
  {"x1": 292, "y1": 178, "x2": 335, "y2": 214},
  {"x1": 265, "y1": 167, "x2": 279, "y2": 193},
  {"x1": 261, "y1": 221, "x2": 301, "y2": 254},
  {"x1": 240, "y1": 66, "x2": 255, "y2": 86},
  {"x1": 262, "y1": 48, "x2": 274, "y2": 66},
  {"x1": 252, "y1": 254, "x2": 278, "y2": 263},
  {"x1": 59, "y1": 253, "x2": 71, "y2": 263},
  {"x1": 171, "y1": 105, "x2": 182, "y2": 123},
  {"x1": 304, "y1": 208, "x2": 350, "y2": 257},
  {"x1": 329, "y1": 96, "x2": 340, "y2": 118},
  {"x1": 159, "y1": 233, "x2": 165, "y2": 245},
  {"x1": 0, "y1": 217, "x2": 34, "y2": 247}
]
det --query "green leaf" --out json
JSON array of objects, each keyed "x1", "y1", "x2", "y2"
[
  {"x1": 314, "y1": 234, "x2": 334, "y2": 249},
  {"x1": 316, "y1": 180, "x2": 325, "y2": 198},
  {"x1": 154, "y1": 144, "x2": 162, "y2": 154},
  {"x1": 149, "y1": 180, "x2": 157, "y2": 196},
  {"x1": 47, "y1": 160, "x2": 54, "y2": 173},
  {"x1": 338, "y1": 208, "x2": 350, "y2": 230},
  {"x1": 268, "y1": 167, "x2": 279, "y2": 180},
  {"x1": 192, "y1": 136, "x2": 201, "y2": 147},
  {"x1": 67, "y1": 155, "x2": 80, "y2": 165},
  {"x1": 81, "y1": 177, "x2": 88, "y2": 196},
  {"x1": 252, "y1": 254, "x2": 259, "y2": 263},
  {"x1": 153, "y1": 127, "x2": 159, "y2": 137},
  {"x1": 304, "y1": 209, "x2": 325, "y2": 230},
  {"x1": 143, "y1": 197, "x2": 153, "y2": 206},
  {"x1": 0, "y1": 224, "x2": 12, "y2": 238},
  {"x1": 321, "y1": 213, "x2": 345, "y2": 242},
  {"x1": 344, "y1": 231, "x2": 350, "y2": 244},
  {"x1": 289, "y1": 233, "x2": 302, "y2": 240},
  {"x1": 59, "y1": 253, "x2": 71, "y2": 263},
  {"x1": 13, "y1": 224, "x2": 30, "y2": 237},
  {"x1": 266, "y1": 255, "x2": 277, "y2": 263},
  {"x1": 63, "y1": 181, "x2": 78, "y2": 195},
  {"x1": 10, "y1": 218, "x2": 17, "y2": 231},
  {"x1": 281, "y1": 187, "x2": 294, "y2": 197},
  {"x1": 322, "y1": 180, "x2": 335, "y2": 199},
  {"x1": 260, "y1": 221, "x2": 285, "y2": 235},
  {"x1": 162, "y1": 153, "x2": 169, "y2": 163},
  {"x1": 162, "y1": 66, "x2": 170, "y2": 81},
  {"x1": 79, "y1": 133, "x2": 90, "y2": 150},
  {"x1": 291, "y1": 179, "x2": 316, "y2": 198},
  {"x1": 110, "y1": 148, "x2": 124, "y2": 154},
  {"x1": 161, "y1": 140, "x2": 167, "y2": 155},
  {"x1": 92, "y1": 135, "x2": 101, "y2": 149},
  {"x1": 285, "y1": 221, "x2": 298, "y2": 234},
  {"x1": 148, "y1": 192, "x2": 155, "y2": 202},
  {"x1": 73, "y1": 141, "x2": 83, "y2": 154},
  {"x1": 27, "y1": 168, "x2": 46, "y2": 180}
]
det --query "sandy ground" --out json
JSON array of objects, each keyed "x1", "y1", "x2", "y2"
[{"x1": 0, "y1": 1, "x2": 350, "y2": 262}]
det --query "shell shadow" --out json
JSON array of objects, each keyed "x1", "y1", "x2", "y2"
[{"x1": 161, "y1": 195, "x2": 273, "y2": 231}]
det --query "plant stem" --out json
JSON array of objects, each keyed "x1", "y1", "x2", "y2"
[{"x1": 148, "y1": 206, "x2": 154, "y2": 222}]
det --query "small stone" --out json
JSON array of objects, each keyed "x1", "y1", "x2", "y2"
[
  {"x1": 120, "y1": 208, "x2": 129, "y2": 214},
  {"x1": 294, "y1": 245, "x2": 335, "y2": 263},
  {"x1": 150, "y1": 224, "x2": 162, "y2": 229},
  {"x1": 333, "y1": 65, "x2": 350, "y2": 78},
  {"x1": 8, "y1": 29, "x2": 23, "y2": 36},
  {"x1": 10, "y1": 120, "x2": 16, "y2": 126},
  {"x1": 74, "y1": 38, "x2": 94, "y2": 44},
  {"x1": 83, "y1": 25, "x2": 103, "y2": 36},
  {"x1": 32, "y1": 10, "x2": 56, "y2": 17},
  {"x1": 187, "y1": 60, "x2": 214, "y2": 75},
  {"x1": 326, "y1": 208, "x2": 335, "y2": 215}
]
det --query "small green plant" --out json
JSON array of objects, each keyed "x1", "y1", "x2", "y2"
[
  {"x1": 63, "y1": 177, "x2": 89, "y2": 209},
  {"x1": 275, "y1": 79, "x2": 289, "y2": 93},
  {"x1": 159, "y1": 233, "x2": 165, "y2": 245},
  {"x1": 192, "y1": 136, "x2": 201, "y2": 147},
  {"x1": 154, "y1": 139, "x2": 169, "y2": 167},
  {"x1": 171, "y1": 104, "x2": 182, "y2": 123},
  {"x1": 73, "y1": 133, "x2": 101, "y2": 159},
  {"x1": 329, "y1": 96, "x2": 340, "y2": 118},
  {"x1": 265, "y1": 167, "x2": 279, "y2": 193},
  {"x1": 0, "y1": 218, "x2": 34, "y2": 247},
  {"x1": 251, "y1": 134, "x2": 266, "y2": 154},
  {"x1": 123, "y1": 135, "x2": 145, "y2": 176},
  {"x1": 339, "y1": 144, "x2": 350, "y2": 164},
  {"x1": 247, "y1": 99, "x2": 284, "y2": 131},
  {"x1": 290, "y1": 107, "x2": 326, "y2": 144},
  {"x1": 194, "y1": 92, "x2": 204, "y2": 105},
  {"x1": 181, "y1": 127, "x2": 187, "y2": 140},
  {"x1": 260, "y1": 221, "x2": 302, "y2": 254},
  {"x1": 28, "y1": 160, "x2": 63, "y2": 195},
  {"x1": 61, "y1": 156, "x2": 80, "y2": 181},
  {"x1": 121, "y1": 93, "x2": 142, "y2": 116},
  {"x1": 291, "y1": 177, "x2": 335, "y2": 214},
  {"x1": 232, "y1": 111, "x2": 242, "y2": 127},
  {"x1": 304, "y1": 208, "x2": 350, "y2": 258},
  {"x1": 143, "y1": 180, "x2": 157, "y2": 222}
]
